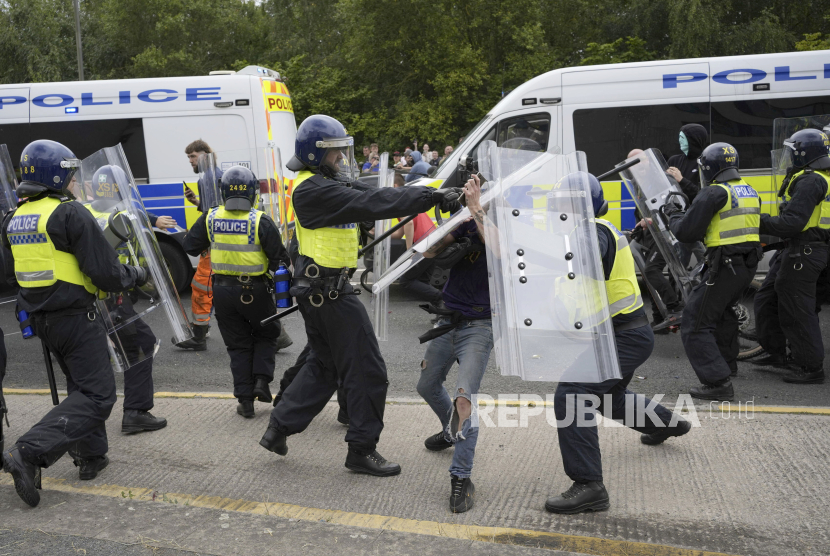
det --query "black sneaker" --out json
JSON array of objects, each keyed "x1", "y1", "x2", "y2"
[
  {"x1": 2, "y1": 446, "x2": 41, "y2": 507},
  {"x1": 640, "y1": 417, "x2": 692, "y2": 445},
  {"x1": 276, "y1": 327, "x2": 293, "y2": 351},
  {"x1": 689, "y1": 380, "x2": 734, "y2": 401},
  {"x1": 545, "y1": 481, "x2": 609, "y2": 514},
  {"x1": 424, "y1": 431, "x2": 453, "y2": 452},
  {"x1": 237, "y1": 400, "x2": 255, "y2": 418},
  {"x1": 76, "y1": 455, "x2": 109, "y2": 481},
  {"x1": 345, "y1": 449, "x2": 401, "y2": 477},
  {"x1": 449, "y1": 475, "x2": 475, "y2": 513},
  {"x1": 750, "y1": 353, "x2": 792, "y2": 368},
  {"x1": 253, "y1": 378, "x2": 273, "y2": 404},
  {"x1": 259, "y1": 427, "x2": 288, "y2": 456},
  {"x1": 122, "y1": 410, "x2": 167, "y2": 434},
  {"x1": 783, "y1": 367, "x2": 825, "y2": 384},
  {"x1": 337, "y1": 408, "x2": 350, "y2": 427}
]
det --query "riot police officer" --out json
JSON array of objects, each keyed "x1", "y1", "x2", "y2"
[
  {"x1": 753, "y1": 129, "x2": 830, "y2": 384},
  {"x1": 84, "y1": 165, "x2": 167, "y2": 434},
  {"x1": 1, "y1": 140, "x2": 146, "y2": 507},
  {"x1": 666, "y1": 143, "x2": 762, "y2": 401},
  {"x1": 259, "y1": 114, "x2": 462, "y2": 476},
  {"x1": 183, "y1": 166, "x2": 290, "y2": 418}
]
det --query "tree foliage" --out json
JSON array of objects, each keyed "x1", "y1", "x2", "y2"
[{"x1": 0, "y1": 0, "x2": 827, "y2": 149}]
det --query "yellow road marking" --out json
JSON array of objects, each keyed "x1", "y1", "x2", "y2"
[
  {"x1": 4, "y1": 389, "x2": 830, "y2": 415},
  {"x1": 0, "y1": 476, "x2": 738, "y2": 556}
]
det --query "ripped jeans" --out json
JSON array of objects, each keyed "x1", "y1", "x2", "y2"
[{"x1": 416, "y1": 318, "x2": 493, "y2": 478}]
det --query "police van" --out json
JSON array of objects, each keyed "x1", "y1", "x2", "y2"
[
  {"x1": 0, "y1": 65, "x2": 298, "y2": 292},
  {"x1": 424, "y1": 49, "x2": 830, "y2": 233}
]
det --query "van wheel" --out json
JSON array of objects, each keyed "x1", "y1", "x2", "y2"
[{"x1": 160, "y1": 241, "x2": 193, "y2": 294}]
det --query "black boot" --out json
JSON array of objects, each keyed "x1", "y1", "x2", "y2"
[
  {"x1": 449, "y1": 475, "x2": 475, "y2": 513},
  {"x1": 237, "y1": 399, "x2": 255, "y2": 418},
  {"x1": 122, "y1": 410, "x2": 167, "y2": 434},
  {"x1": 545, "y1": 481, "x2": 609, "y2": 514},
  {"x1": 750, "y1": 352, "x2": 792, "y2": 368},
  {"x1": 783, "y1": 367, "x2": 825, "y2": 384},
  {"x1": 2, "y1": 446, "x2": 41, "y2": 507},
  {"x1": 640, "y1": 417, "x2": 692, "y2": 445},
  {"x1": 173, "y1": 324, "x2": 207, "y2": 351},
  {"x1": 337, "y1": 407, "x2": 350, "y2": 426},
  {"x1": 345, "y1": 449, "x2": 401, "y2": 477},
  {"x1": 259, "y1": 427, "x2": 288, "y2": 456},
  {"x1": 689, "y1": 380, "x2": 734, "y2": 401},
  {"x1": 275, "y1": 326, "x2": 293, "y2": 351},
  {"x1": 424, "y1": 431, "x2": 452, "y2": 451},
  {"x1": 253, "y1": 378, "x2": 273, "y2": 404},
  {"x1": 75, "y1": 455, "x2": 109, "y2": 480}
]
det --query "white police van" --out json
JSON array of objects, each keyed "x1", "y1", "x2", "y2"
[
  {"x1": 0, "y1": 65, "x2": 298, "y2": 292},
  {"x1": 425, "y1": 50, "x2": 830, "y2": 233}
]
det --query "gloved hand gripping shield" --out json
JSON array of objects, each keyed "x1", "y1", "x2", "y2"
[
  {"x1": 77, "y1": 145, "x2": 192, "y2": 372},
  {"x1": 771, "y1": 115, "x2": 830, "y2": 208},
  {"x1": 371, "y1": 153, "x2": 392, "y2": 340},
  {"x1": 0, "y1": 145, "x2": 19, "y2": 305},
  {"x1": 619, "y1": 148, "x2": 693, "y2": 302}
]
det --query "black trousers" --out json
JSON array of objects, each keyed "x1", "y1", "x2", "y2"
[
  {"x1": 114, "y1": 296, "x2": 157, "y2": 411},
  {"x1": 276, "y1": 342, "x2": 347, "y2": 412},
  {"x1": 17, "y1": 310, "x2": 117, "y2": 467},
  {"x1": 755, "y1": 245, "x2": 828, "y2": 370},
  {"x1": 644, "y1": 247, "x2": 679, "y2": 315},
  {"x1": 681, "y1": 258, "x2": 757, "y2": 384},
  {"x1": 555, "y1": 325, "x2": 673, "y2": 482},
  {"x1": 270, "y1": 294, "x2": 388, "y2": 453},
  {"x1": 0, "y1": 326, "x2": 6, "y2": 449},
  {"x1": 398, "y1": 258, "x2": 442, "y2": 304},
  {"x1": 213, "y1": 279, "x2": 280, "y2": 401}
]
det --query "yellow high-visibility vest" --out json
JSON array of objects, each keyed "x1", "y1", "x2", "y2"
[
  {"x1": 206, "y1": 206, "x2": 269, "y2": 276},
  {"x1": 596, "y1": 219, "x2": 643, "y2": 317},
  {"x1": 784, "y1": 168, "x2": 830, "y2": 232},
  {"x1": 703, "y1": 180, "x2": 761, "y2": 247}
]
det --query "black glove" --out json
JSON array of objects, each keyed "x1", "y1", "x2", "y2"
[
  {"x1": 432, "y1": 188, "x2": 464, "y2": 214},
  {"x1": 130, "y1": 265, "x2": 149, "y2": 287},
  {"x1": 662, "y1": 199, "x2": 683, "y2": 217}
]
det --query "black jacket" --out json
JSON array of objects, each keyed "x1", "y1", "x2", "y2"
[
  {"x1": 2, "y1": 192, "x2": 139, "y2": 313},
  {"x1": 668, "y1": 184, "x2": 759, "y2": 256},
  {"x1": 760, "y1": 172, "x2": 830, "y2": 244},
  {"x1": 183, "y1": 211, "x2": 290, "y2": 272},
  {"x1": 666, "y1": 123, "x2": 709, "y2": 202}
]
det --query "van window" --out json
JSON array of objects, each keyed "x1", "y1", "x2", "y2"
[
  {"x1": 496, "y1": 113, "x2": 550, "y2": 152},
  {"x1": 711, "y1": 96, "x2": 830, "y2": 170},
  {"x1": 0, "y1": 119, "x2": 148, "y2": 180},
  {"x1": 573, "y1": 103, "x2": 709, "y2": 174}
]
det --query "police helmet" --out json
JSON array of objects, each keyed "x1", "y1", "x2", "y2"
[
  {"x1": 19, "y1": 140, "x2": 78, "y2": 192},
  {"x1": 697, "y1": 142, "x2": 741, "y2": 185},
  {"x1": 555, "y1": 171, "x2": 606, "y2": 217},
  {"x1": 286, "y1": 115, "x2": 356, "y2": 181},
  {"x1": 784, "y1": 128, "x2": 830, "y2": 171},
  {"x1": 221, "y1": 165, "x2": 259, "y2": 211},
  {"x1": 90, "y1": 165, "x2": 129, "y2": 209}
]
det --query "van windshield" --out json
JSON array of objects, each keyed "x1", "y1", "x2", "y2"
[{"x1": 434, "y1": 114, "x2": 494, "y2": 175}]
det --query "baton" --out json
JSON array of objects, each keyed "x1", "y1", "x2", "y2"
[
  {"x1": 358, "y1": 214, "x2": 417, "y2": 257},
  {"x1": 41, "y1": 341, "x2": 59, "y2": 406},
  {"x1": 260, "y1": 305, "x2": 300, "y2": 326},
  {"x1": 596, "y1": 158, "x2": 641, "y2": 181}
]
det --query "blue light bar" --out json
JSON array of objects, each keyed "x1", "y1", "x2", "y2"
[{"x1": 65, "y1": 107, "x2": 78, "y2": 114}]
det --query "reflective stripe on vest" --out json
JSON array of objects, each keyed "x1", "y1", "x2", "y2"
[
  {"x1": 8, "y1": 197, "x2": 97, "y2": 293},
  {"x1": 596, "y1": 219, "x2": 643, "y2": 317},
  {"x1": 206, "y1": 206, "x2": 268, "y2": 276},
  {"x1": 85, "y1": 204, "x2": 131, "y2": 265},
  {"x1": 291, "y1": 171, "x2": 359, "y2": 269},
  {"x1": 785, "y1": 169, "x2": 830, "y2": 232},
  {"x1": 703, "y1": 180, "x2": 761, "y2": 247}
]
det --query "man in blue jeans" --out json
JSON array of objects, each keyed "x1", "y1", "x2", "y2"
[{"x1": 416, "y1": 174, "x2": 491, "y2": 513}]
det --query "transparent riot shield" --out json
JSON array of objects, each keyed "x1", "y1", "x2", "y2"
[
  {"x1": 261, "y1": 143, "x2": 289, "y2": 244},
  {"x1": 371, "y1": 153, "x2": 392, "y2": 340},
  {"x1": 619, "y1": 148, "x2": 693, "y2": 302},
  {"x1": 0, "y1": 145, "x2": 18, "y2": 305},
  {"x1": 77, "y1": 145, "x2": 192, "y2": 372},
  {"x1": 195, "y1": 152, "x2": 224, "y2": 212},
  {"x1": 482, "y1": 146, "x2": 620, "y2": 383},
  {"x1": 373, "y1": 143, "x2": 544, "y2": 293},
  {"x1": 771, "y1": 115, "x2": 830, "y2": 203}
]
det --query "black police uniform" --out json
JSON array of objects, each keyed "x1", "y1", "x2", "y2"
[
  {"x1": 267, "y1": 174, "x2": 436, "y2": 455},
  {"x1": 669, "y1": 186, "x2": 761, "y2": 391},
  {"x1": 2, "y1": 188, "x2": 141, "y2": 470},
  {"x1": 183, "y1": 211, "x2": 289, "y2": 405},
  {"x1": 755, "y1": 172, "x2": 830, "y2": 374}
]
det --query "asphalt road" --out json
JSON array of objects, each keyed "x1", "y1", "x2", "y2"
[{"x1": 2, "y1": 277, "x2": 829, "y2": 407}]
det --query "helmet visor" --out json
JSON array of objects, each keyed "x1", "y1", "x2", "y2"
[
  {"x1": 781, "y1": 141, "x2": 797, "y2": 169},
  {"x1": 320, "y1": 142, "x2": 356, "y2": 182}
]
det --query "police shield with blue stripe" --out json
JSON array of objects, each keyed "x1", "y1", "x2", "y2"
[{"x1": 182, "y1": 165, "x2": 291, "y2": 418}]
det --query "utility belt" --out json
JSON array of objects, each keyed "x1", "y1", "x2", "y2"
[
  {"x1": 418, "y1": 303, "x2": 490, "y2": 343},
  {"x1": 703, "y1": 246, "x2": 759, "y2": 285},
  {"x1": 292, "y1": 263, "x2": 359, "y2": 308},
  {"x1": 613, "y1": 314, "x2": 650, "y2": 333},
  {"x1": 781, "y1": 239, "x2": 829, "y2": 271},
  {"x1": 212, "y1": 274, "x2": 273, "y2": 305}
]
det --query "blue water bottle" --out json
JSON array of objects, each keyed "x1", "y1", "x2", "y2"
[
  {"x1": 17, "y1": 309, "x2": 34, "y2": 339},
  {"x1": 274, "y1": 264, "x2": 292, "y2": 308}
]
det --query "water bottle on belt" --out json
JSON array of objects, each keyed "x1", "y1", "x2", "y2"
[
  {"x1": 274, "y1": 264, "x2": 292, "y2": 308},
  {"x1": 17, "y1": 308, "x2": 33, "y2": 339}
]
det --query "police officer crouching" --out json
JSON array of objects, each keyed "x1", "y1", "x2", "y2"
[
  {"x1": 1, "y1": 140, "x2": 147, "y2": 507},
  {"x1": 666, "y1": 143, "x2": 762, "y2": 401},
  {"x1": 85, "y1": 165, "x2": 167, "y2": 434},
  {"x1": 753, "y1": 129, "x2": 830, "y2": 384},
  {"x1": 183, "y1": 166, "x2": 289, "y2": 418}
]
